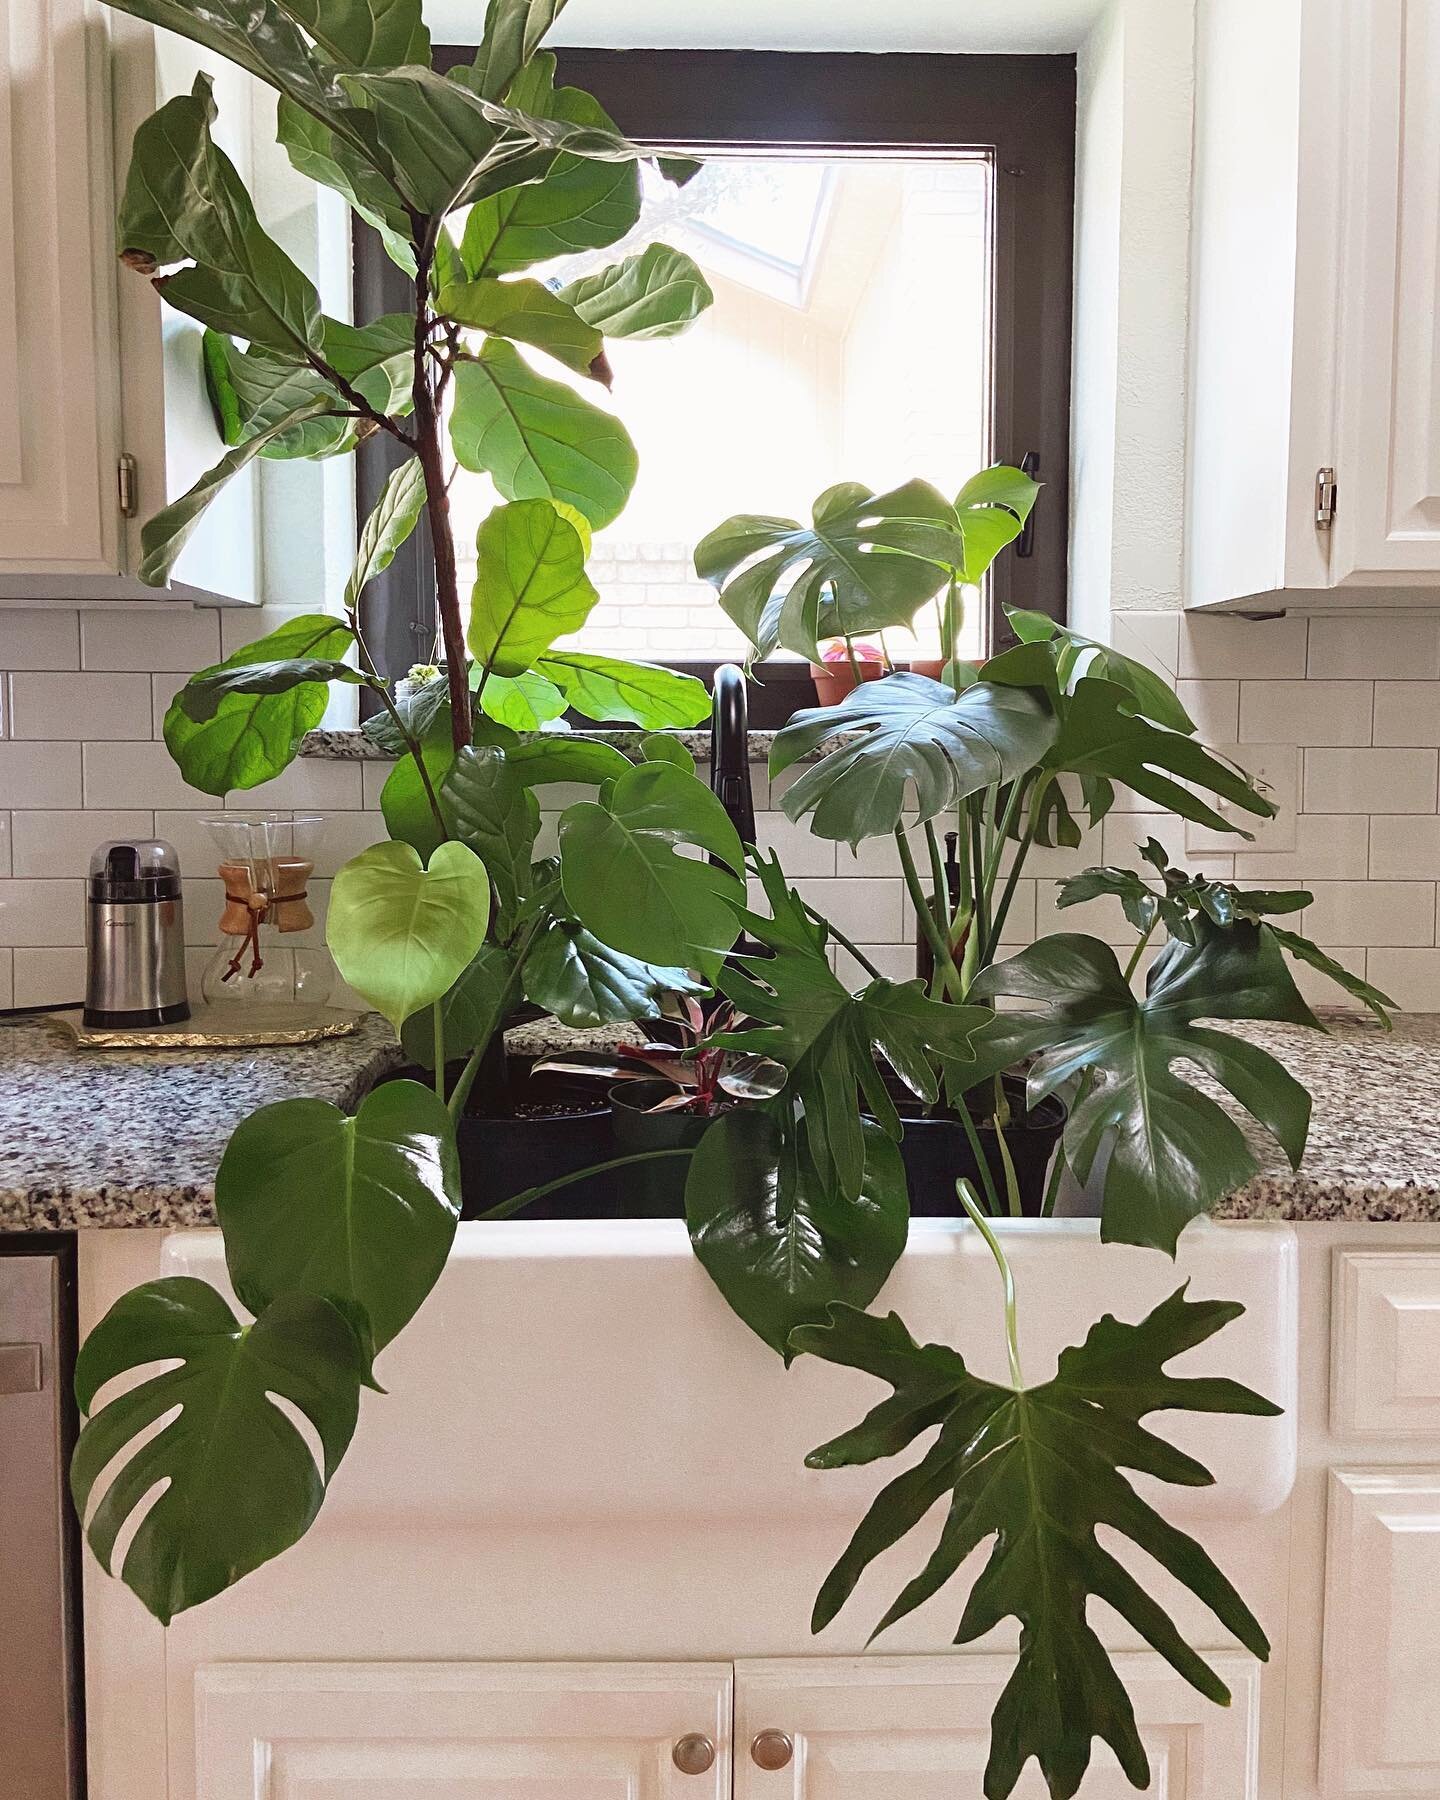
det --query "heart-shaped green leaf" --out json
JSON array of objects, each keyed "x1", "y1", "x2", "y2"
[
  {"x1": 164, "y1": 614, "x2": 355, "y2": 794},
  {"x1": 794, "y1": 1288, "x2": 1278, "y2": 1800},
  {"x1": 71, "y1": 1279, "x2": 366, "y2": 1625},
  {"x1": 523, "y1": 917, "x2": 706, "y2": 1028},
  {"x1": 558, "y1": 243, "x2": 713, "y2": 340},
  {"x1": 558, "y1": 762, "x2": 744, "y2": 976},
  {"x1": 216, "y1": 1079, "x2": 460, "y2": 1358},
  {"x1": 450, "y1": 340, "x2": 638, "y2": 529},
  {"x1": 684, "y1": 1110, "x2": 908, "y2": 1360},
  {"x1": 770, "y1": 672, "x2": 1058, "y2": 847},
  {"x1": 467, "y1": 499, "x2": 599, "y2": 677},
  {"x1": 327, "y1": 839, "x2": 491, "y2": 1032},
  {"x1": 283, "y1": 0, "x2": 429, "y2": 68}
]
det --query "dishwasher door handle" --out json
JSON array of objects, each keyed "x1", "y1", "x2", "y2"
[{"x1": 0, "y1": 1342, "x2": 43, "y2": 1393}]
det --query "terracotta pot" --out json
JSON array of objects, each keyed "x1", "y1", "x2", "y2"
[
  {"x1": 909, "y1": 658, "x2": 946, "y2": 682},
  {"x1": 807, "y1": 659, "x2": 889, "y2": 706}
]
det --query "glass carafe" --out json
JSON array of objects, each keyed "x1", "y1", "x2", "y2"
[{"x1": 199, "y1": 814, "x2": 334, "y2": 1012}]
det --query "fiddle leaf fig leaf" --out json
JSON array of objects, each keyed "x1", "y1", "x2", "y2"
[
  {"x1": 346, "y1": 457, "x2": 427, "y2": 609},
  {"x1": 327, "y1": 840, "x2": 491, "y2": 1032},
  {"x1": 695, "y1": 480, "x2": 968, "y2": 661},
  {"x1": 277, "y1": 96, "x2": 415, "y2": 261},
  {"x1": 537, "y1": 652, "x2": 711, "y2": 728},
  {"x1": 164, "y1": 614, "x2": 355, "y2": 794},
  {"x1": 282, "y1": 0, "x2": 429, "y2": 67},
  {"x1": 477, "y1": 670, "x2": 569, "y2": 729},
  {"x1": 770, "y1": 672, "x2": 1058, "y2": 847},
  {"x1": 466, "y1": 499, "x2": 599, "y2": 677},
  {"x1": 216, "y1": 1080, "x2": 460, "y2": 1359},
  {"x1": 402, "y1": 943, "x2": 518, "y2": 1069},
  {"x1": 558, "y1": 243, "x2": 714, "y2": 340},
  {"x1": 504, "y1": 734, "x2": 635, "y2": 788},
  {"x1": 177, "y1": 656, "x2": 367, "y2": 721},
  {"x1": 684, "y1": 1110, "x2": 909, "y2": 1361},
  {"x1": 437, "y1": 276, "x2": 603, "y2": 378},
  {"x1": 523, "y1": 918, "x2": 706, "y2": 1029},
  {"x1": 470, "y1": 0, "x2": 569, "y2": 100},
  {"x1": 793, "y1": 1287, "x2": 1278, "y2": 1800},
  {"x1": 440, "y1": 746, "x2": 541, "y2": 935},
  {"x1": 451, "y1": 340, "x2": 638, "y2": 529},
  {"x1": 966, "y1": 926, "x2": 1320, "y2": 1253},
  {"x1": 71, "y1": 1279, "x2": 367, "y2": 1625},
  {"x1": 558, "y1": 762, "x2": 744, "y2": 977}
]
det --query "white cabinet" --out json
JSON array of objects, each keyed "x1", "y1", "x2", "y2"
[
  {"x1": 733, "y1": 1656, "x2": 1261, "y2": 1800},
  {"x1": 1187, "y1": 0, "x2": 1440, "y2": 611},
  {"x1": 192, "y1": 1662, "x2": 734, "y2": 1800}
]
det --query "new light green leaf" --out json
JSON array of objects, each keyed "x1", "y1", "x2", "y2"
[
  {"x1": 71, "y1": 1278, "x2": 366, "y2": 1624},
  {"x1": 450, "y1": 340, "x2": 638, "y2": 529},
  {"x1": 794, "y1": 1288, "x2": 1278, "y2": 1800},
  {"x1": 346, "y1": 457, "x2": 427, "y2": 609},
  {"x1": 437, "y1": 276, "x2": 603, "y2": 377},
  {"x1": 558, "y1": 761, "x2": 744, "y2": 976},
  {"x1": 537, "y1": 651, "x2": 711, "y2": 728},
  {"x1": 216, "y1": 1080, "x2": 459, "y2": 1358},
  {"x1": 164, "y1": 614, "x2": 355, "y2": 794},
  {"x1": 467, "y1": 498, "x2": 599, "y2": 676},
  {"x1": 327, "y1": 839, "x2": 491, "y2": 1031},
  {"x1": 477, "y1": 670, "x2": 569, "y2": 729},
  {"x1": 770, "y1": 671, "x2": 1058, "y2": 847},
  {"x1": 685, "y1": 1110, "x2": 908, "y2": 1360},
  {"x1": 380, "y1": 741, "x2": 456, "y2": 863},
  {"x1": 558, "y1": 243, "x2": 713, "y2": 340},
  {"x1": 523, "y1": 918, "x2": 705, "y2": 1029}
]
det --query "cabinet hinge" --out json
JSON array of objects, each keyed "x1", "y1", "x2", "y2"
[
  {"x1": 1315, "y1": 466, "x2": 1338, "y2": 530},
  {"x1": 117, "y1": 453, "x2": 138, "y2": 520}
]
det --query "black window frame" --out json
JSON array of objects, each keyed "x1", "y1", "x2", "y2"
[{"x1": 355, "y1": 49, "x2": 1076, "y2": 726}]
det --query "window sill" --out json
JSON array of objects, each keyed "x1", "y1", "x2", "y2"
[{"x1": 299, "y1": 727, "x2": 856, "y2": 766}]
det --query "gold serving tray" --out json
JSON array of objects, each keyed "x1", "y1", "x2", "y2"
[{"x1": 56, "y1": 1003, "x2": 365, "y2": 1050}]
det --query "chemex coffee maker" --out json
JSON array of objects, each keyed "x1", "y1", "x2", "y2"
[{"x1": 83, "y1": 839, "x2": 189, "y2": 1028}]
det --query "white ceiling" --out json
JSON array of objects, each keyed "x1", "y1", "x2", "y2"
[{"x1": 429, "y1": 0, "x2": 1105, "y2": 54}]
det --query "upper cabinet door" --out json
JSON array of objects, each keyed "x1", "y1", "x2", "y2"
[
  {"x1": 734, "y1": 1655, "x2": 1261, "y2": 1800},
  {"x1": 191, "y1": 1662, "x2": 733, "y2": 1800},
  {"x1": 0, "y1": 0, "x2": 122, "y2": 576},
  {"x1": 1331, "y1": 0, "x2": 1440, "y2": 586}
]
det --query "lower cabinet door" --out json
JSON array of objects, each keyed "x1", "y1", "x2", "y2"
[
  {"x1": 733, "y1": 1654, "x2": 1261, "y2": 1799},
  {"x1": 192, "y1": 1662, "x2": 733, "y2": 1799}
]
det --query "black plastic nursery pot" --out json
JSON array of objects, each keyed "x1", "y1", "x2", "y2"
[
  {"x1": 609, "y1": 1080, "x2": 719, "y2": 1218},
  {"x1": 894, "y1": 1077, "x2": 1067, "y2": 1218}
]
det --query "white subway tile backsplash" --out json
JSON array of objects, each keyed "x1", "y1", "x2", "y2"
[
  {"x1": 1373, "y1": 682, "x2": 1440, "y2": 747},
  {"x1": 81, "y1": 606, "x2": 222, "y2": 673},
  {"x1": 1369, "y1": 815, "x2": 1440, "y2": 881},
  {"x1": 1305, "y1": 747, "x2": 1439, "y2": 815},
  {"x1": 792, "y1": 877, "x2": 904, "y2": 944},
  {"x1": 1233, "y1": 813, "x2": 1370, "y2": 880},
  {"x1": 1238, "y1": 680, "x2": 1373, "y2": 746},
  {"x1": 1175, "y1": 679, "x2": 1239, "y2": 740},
  {"x1": 1112, "y1": 611, "x2": 1180, "y2": 678},
  {"x1": 1, "y1": 609, "x2": 80, "y2": 671},
  {"x1": 151, "y1": 672, "x2": 187, "y2": 736},
  {"x1": 1301, "y1": 881, "x2": 1436, "y2": 948},
  {"x1": 0, "y1": 879, "x2": 84, "y2": 947},
  {"x1": 12, "y1": 810, "x2": 153, "y2": 878},
  {"x1": 1368, "y1": 948, "x2": 1440, "y2": 1012},
  {"x1": 0, "y1": 948, "x2": 11, "y2": 1008},
  {"x1": 9, "y1": 672, "x2": 153, "y2": 740},
  {"x1": 1035, "y1": 877, "x2": 1135, "y2": 948},
  {"x1": 0, "y1": 741, "x2": 82, "y2": 808},
  {"x1": 754, "y1": 810, "x2": 837, "y2": 878},
  {"x1": 1308, "y1": 614, "x2": 1440, "y2": 681},
  {"x1": 12, "y1": 947, "x2": 85, "y2": 1008},
  {"x1": 83, "y1": 741, "x2": 206, "y2": 810},
  {"x1": 221, "y1": 758, "x2": 363, "y2": 812},
  {"x1": 1179, "y1": 614, "x2": 1307, "y2": 680},
  {"x1": 0, "y1": 812, "x2": 8, "y2": 879},
  {"x1": 834, "y1": 942, "x2": 916, "y2": 984}
]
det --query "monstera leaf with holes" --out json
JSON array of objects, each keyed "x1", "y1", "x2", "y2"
[
  {"x1": 769, "y1": 672, "x2": 1058, "y2": 847},
  {"x1": 792, "y1": 1288, "x2": 1279, "y2": 1800},
  {"x1": 695, "y1": 480, "x2": 968, "y2": 662},
  {"x1": 522, "y1": 918, "x2": 706, "y2": 1029},
  {"x1": 71, "y1": 1279, "x2": 368, "y2": 1625},
  {"x1": 960, "y1": 926, "x2": 1321, "y2": 1252}
]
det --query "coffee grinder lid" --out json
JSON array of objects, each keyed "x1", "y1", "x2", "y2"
[{"x1": 88, "y1": 839, "x2": 183, "y2": 903}]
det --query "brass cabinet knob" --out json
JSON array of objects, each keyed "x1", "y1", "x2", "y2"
[
  {"x1": 672, "y1": 1734, "x2": 716, "y2": 1775},
  {"x1": 751, "y1": 1729, "x2": 794, "y2": 1771}
]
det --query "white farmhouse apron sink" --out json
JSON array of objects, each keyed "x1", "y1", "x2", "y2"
[{"x1": 163, "y1": 1217, "x2": 1298, "y2": 1529}]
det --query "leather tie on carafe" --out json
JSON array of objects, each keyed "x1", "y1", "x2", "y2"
[{"x1": 216, "y1": 857, "x2": 314, "y2": 982}]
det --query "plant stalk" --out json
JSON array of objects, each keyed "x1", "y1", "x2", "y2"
[
  {"x1": 957, "y1": 1180, "x2": 1024, "y2": 1390},
  {"x1": 802, "y1": 904, "x2": 884, "y2": 981},
  {"x1": 955, "y1": 1096, "x2": 1003, "y2": 1218},
  {"x1": 1124, "y1": 916, "x2": 1160, "y2": 984},
  {"x1": 897, "y1": 825, "x2": 964, "y2": 998}
]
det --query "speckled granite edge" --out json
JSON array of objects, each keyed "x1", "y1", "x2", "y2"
[
  {"x1": 300, "y1": 727, "x2": 860, "y2": 764},
  {"x1": 1214, "y1": 1179, "x2": 1440, "y2": 1223}
]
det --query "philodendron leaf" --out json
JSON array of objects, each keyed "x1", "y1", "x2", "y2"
[
  {"x1": 558, "y1": 762, "x2": 744, "y2": 976},
  {"x1": 793, "y1": 1287, "x2": 1278, "y2": 1800},
  {"x1": 346, "y1": 457, "x2": 427, "y2": 609},
  {"x1": 216, "y1": 1080, "x2": 460, "y2": 1359},
  {"x1": 467, "y1": 499, "x2": 599, "y2": 677},
  {"x1": 770, "y1": 672, "x2": 1058, "y2": 847},
  {"x1": 695, "y1": 480, "x2": 967, "y2": 660},
  {"x1": 121, "y1": 76, "x2": 323, "y2": 358},
  {"x1": 522, "y1": 917, "x2": 706, "y2": 1029},
  {"x1": 684, "y1": 1110, "x2": 908, "y2": 1361},
  {"x1": 164, "y1": 615, "x2": 354, "y2": 794},
  {"x1": 402, "y1": 942, "x2": 518, "y2": 1069},
  {"x1": 1006, "y1": 606, "x2": 1196, "y2": 735},
  {"x1": 140, "y1": 397, "x2": 334, "y2": 586},
  {"x1": 437, "y1": 276, "x2": 603, "y2": 378},
  {"x1": 537, "y1": 652, "x2": 712, "y2": 728},
  {"x1": 440, "y1": 746, "x2": 541, "y2": 936},
  {"x1": 71, "y1": 1279, "x2": 366, "y2": 1625},
  {"x1": 327, "y1": 840, "x2": 491, "y2": 1032},
  {"x1": 451, "y1": 340, "x2": 639, "y2": 530},
  {"x1": 966, "y1": 926, "x2": 1320, "y2": 1253},
  {"x1": 558, "y1": 243, "x2": 714, "y2": 340},
  {"x1": 951, "y1": 464, "x2": 1042, "y2": 583}
]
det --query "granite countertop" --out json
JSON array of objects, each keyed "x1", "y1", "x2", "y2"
[
  {"x1": 2, "y1": 1007, "x2": 1439, "y2": 1231},
  {"x1": 300, "y1": 727, "x2": 835, "y2": 765}
]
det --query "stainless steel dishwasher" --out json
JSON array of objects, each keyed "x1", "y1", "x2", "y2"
[{"x1": 1, "y1": 1236, "x2": 85, "y2": 1798}]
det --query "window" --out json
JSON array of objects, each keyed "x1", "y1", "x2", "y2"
[{"x1": 355, "y1": 51, "x2": 1075, "y2": 722}]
